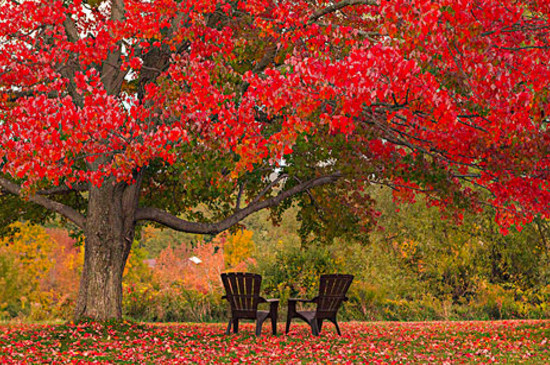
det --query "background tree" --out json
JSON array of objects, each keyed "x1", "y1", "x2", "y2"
[
  {"x1": 0, "y1": 223, "x2": 82, "y2": 319},
  {"x1": 224, "y1": 229, "x2": 255, "y2": 268},
  {"x1": 0, "y1": 0, "x2": 548, "y2": 320}
]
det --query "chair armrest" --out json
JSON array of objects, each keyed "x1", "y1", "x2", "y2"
[
  {"x1": 288, "y1": 298, "x2": 313, "y2": 303},
  {"x1": 260, "y1": 297, "x2": 279, "y2": 316},
  {"x1": 259, "y1": 297, "x2": 279, "y2": 303}
]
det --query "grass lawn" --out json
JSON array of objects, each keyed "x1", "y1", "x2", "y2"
[{"x1": 1, "y1": 320, "x2": 549, "y2": 364}]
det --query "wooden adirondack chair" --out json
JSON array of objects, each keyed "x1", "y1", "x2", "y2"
[
  {"x1": 221, "y1": 272, "x2": 279, "y2": 336},
  {"x1": 286, "y1": 274, "x2": 353, "y2": 336}
]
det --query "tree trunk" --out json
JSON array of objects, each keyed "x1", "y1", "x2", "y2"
[{"x1": 74, "y1": 179, "x2": 141, "y2": 321}]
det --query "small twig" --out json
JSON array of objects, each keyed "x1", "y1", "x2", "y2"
[
  {"x1": 236, "y1": 182, "x2": 245, "y2": 211},
  {"x1": 250, "y1": 173, "x2": 289, "y2": 206},
  {"x1": 309, "y1": 0, "x2": 379, "y2": 24}
]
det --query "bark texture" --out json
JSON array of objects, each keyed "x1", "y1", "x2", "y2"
[{"x1": 74, "y1": 179, "x2": 140, "y2": 321}]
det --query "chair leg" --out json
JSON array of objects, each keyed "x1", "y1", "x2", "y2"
[
  {"x1": 232, "y1": 319, "x2": 239, "y2": 334},
  {"x1": 317, "y1": 319, "x2": 323, "y2": 334},
  {"x1": 331, "y1": 318, "x2": 342, "y2": 336},
  {"x1": 255, "y1": 318, "x2": 264, "y2": 336},
  {"x1": 285, "y1": 316, "x2": 292, "y2": 334},
  {"x1": 226, "y1": 319, "x2": 232, "y2": 335},
  {"x1": 269, "y1": 301, "x2": 279, "y2": 335},
  {"x1": 311, "y1": 319, "x2": 320, "y2": 336},
  {"x1": 271, "y1": 314, "x2": 277, "y2": 335}
]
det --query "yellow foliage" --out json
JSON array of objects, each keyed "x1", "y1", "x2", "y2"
[
  {"x1": 224, "y1": 229, "x2": 255, "y2": 268},
  {"x1": 123, "y1": 244, "x2": 152, "y2": 283},
  {"x1": 396, "y1": 240, "x2": 417, "y2": 259},
  {"x1": 0, "y1": 222, "x2": 54, "y2": 286},
  {"x1": 0, "y1": 223, "x2": 84, "y2": 320}
]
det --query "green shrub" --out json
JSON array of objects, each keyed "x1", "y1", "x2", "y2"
[
  {"x1": 254, "y1": 242, "x2": 342, "y2": 301},
  {"x1": 344, "y1": 281, "x2": 385, "y2": 321},
  {"x1": 123, "y1": 280, "x2": 226, "y2": 323}
]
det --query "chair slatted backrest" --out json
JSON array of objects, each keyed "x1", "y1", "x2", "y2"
[
  {"x1": 316, "y1": 274, "x2": 354, "y2": 318},
  {"x1": 221, "y1": 272, "x2": 262, "y2": 318}
]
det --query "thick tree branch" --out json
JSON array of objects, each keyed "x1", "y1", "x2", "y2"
[
  {"x1": 59, "y1": 11, "x2": 84, "y2": 106},
  {"x1": 293, "y1": 176, "x2": 329, "y2": 220},
  {"x1": 0, "y1": 177, "x2": 86, "y2": 229},
  {"x1": 62, "y1": 15, "x2": 79, "y2": 43},
  {"x1": 135, "y1": 172, "x2": 343, "y2": 234},
  {"x1": 101, "y1": 0, "x2": 127, "y2": 95},
  {"x1": 37, "y1": 183, "x2": 89, "y2": 195},
  {"x1": 137, "y1": 25, "x2": 190, "y2": 101},
  {"x1": 309, "y1": 0, "x2": 378, "y2": 23}
]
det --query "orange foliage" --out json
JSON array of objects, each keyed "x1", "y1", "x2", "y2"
[
  {"x1": 154, "y1": 236, "x2": 225, "y2": 294},
  {"x1": 0, "y1": 223, "x2": 83, "y2": 319},
  {"x1": 43, "y1": 228, "x2": 83, "y2": 306},
  {"x1": 1, "y1": 223, "x2": 258, "y2": 319}
]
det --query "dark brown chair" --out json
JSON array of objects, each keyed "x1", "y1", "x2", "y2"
[
  {"x1": 221, "y1": 272, "x2": 279, "y2": 336},
  {"x1": 286, "y1": 274, "x2": 353, "y2": 336}
]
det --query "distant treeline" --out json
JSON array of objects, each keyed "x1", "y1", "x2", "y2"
[{"x1": 1, "y1": 187, "x2": 549, "y2": 322}]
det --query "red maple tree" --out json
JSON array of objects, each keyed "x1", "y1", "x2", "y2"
[{"x1": 0, "y1": 0, "x2": 548, "y2": 320}]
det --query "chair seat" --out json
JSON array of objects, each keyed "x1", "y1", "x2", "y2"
[
  {"x1": 257, "y1": 310, "x2": 270, "y2": 320},
  {"x1": 285, "y1": 274, "x2": 354, "y2": 336},
  {"x1": 296, "y1": 310, "x2": 316, "y2": 321}
]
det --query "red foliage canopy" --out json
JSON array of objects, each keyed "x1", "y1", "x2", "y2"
[{"x1": 0, "y1": 0, "x2": 549, "y2": 232}]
